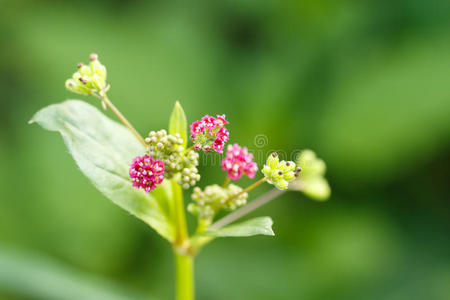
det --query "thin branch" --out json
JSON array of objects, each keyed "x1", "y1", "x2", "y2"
[
  {"x1": 209, "y1": 188, "x2": 285, "y2": 230},
  {"x1": 92, "y1": 92, "x2": 147, "y2": 147},
  {"x1": 222, "y1": 177, "x2": 230, "y2": 188},
  {"x1": 223, "y1": 177, "x2": 267, "y2": 206}
]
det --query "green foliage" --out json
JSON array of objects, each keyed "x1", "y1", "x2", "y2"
[
  {"x1": 0, "y1": 246, "x2": 148, "y2": 300},
  {"x1": 203, "y1": 217, "x2": 274, "y2": 238},
  {"x1": 30, "y1": 100, "x2": 175, "y2": 242},
  {"x1": 169, "y1": 101, "x2": 188, "y2": 148}
]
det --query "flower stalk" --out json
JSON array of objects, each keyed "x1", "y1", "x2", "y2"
[
  {"x1": 209, "y1": 188, "x2": 284, "y2": 230},
  {"x1": 224, "y1": 177, "x2": 267, "y2": 205},
  {"x1": 175, "y1": 252, "x2": 194, "y2": 300},
  {"x1": 94, "y1": 93, "x2": 147, "y2": 147}
]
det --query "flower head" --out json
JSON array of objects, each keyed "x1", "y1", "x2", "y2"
[
  {"x1": 189, "y1": 114, "x2": 229, "y2": 153},
  {"x1": 221, "y1": 144, "x2": 258, "y2": 180},
  {"x1": 65, "y1": 53, "x2": 107, "y2": 95},
  {"x1": 188, "y1": 183, "x2": 247, "y2": 225},
  {"x1": 129, "y1": 155, "x2": 165, "y2": 193},
  {"x1": 262, "y1": 153, "x2": 298, "y2": 190},
  {"x1": 145, "y1": 129, "x2": 200, "y2": 189}
]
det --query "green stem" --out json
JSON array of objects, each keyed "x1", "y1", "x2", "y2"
[
  {"x1": 223, "y1": 177, "x2": 267, "y2": 206},
  {"x1": 171, "y1": 180, "x2": 194, "y2": 299},
  {"x1": 175, "y1": 252, "x2": 194, "y2": 300},
  {"x1": 172, "y1": 179, "x2": 188, "y2": 246},
  {"x1": 209, "y1": 188, "x2": 284, "y2": 230},
  {"x1": 222, "y1": 177, "x2": 230, "y2": 188},
  {"x1": 93, "y1": 92, "x2": 147, "y2": 147}
]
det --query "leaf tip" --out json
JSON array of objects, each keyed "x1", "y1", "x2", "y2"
[
  {"x1": 267, "y1": 218, "x2": 275, "y2": 236},
  {"x1": 28, "y1": 112, "x2": 39, "y2": 125}
]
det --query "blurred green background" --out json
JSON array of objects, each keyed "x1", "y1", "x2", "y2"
[{"x1": 1, "y1": 0, "x2": 449, "y2": 299}]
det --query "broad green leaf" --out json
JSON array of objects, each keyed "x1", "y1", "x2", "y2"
[
  {"x1": 168, "y1": 101, "x2": 188, "y2": 148},
  {"x1": 30, "y1": 100, "x2": 175, "y2": 242},
  {"x1": 204, "y1": 217, "x2": 275, "y2": 237}
]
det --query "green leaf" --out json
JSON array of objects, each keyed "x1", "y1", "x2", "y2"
[
  {"x1": 168, "y1": 101, "x2": 188, "y2": 148},
  {"x1": 30, "y1": 100, "x2": 175, "y2": 242},
  {"x1": 203, "y1": 217, "x2": 275, "y2": 237}
]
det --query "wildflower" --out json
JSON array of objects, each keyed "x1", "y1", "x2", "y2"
[
  {"x1": 262, "y1": 153, "x2": 297, "y2": 190},
  {"x1": 145, "y1": 129, "x2": 200, "y2": 189},
  {"x1": 129, "y1": 155, "x2": 165, "y2": 193},
  {"x1": 189, "y1": 114, "x2": 230, "y2": 153},
  {"x1": 221, "y1": 144, "x2": 258, "y2": 180},
  {"x1": 290, "y1": 150, "x2": 330, "y2": 200},
  {"x1": 65, "y1": 53, "x2": 107, "y2": 95}
]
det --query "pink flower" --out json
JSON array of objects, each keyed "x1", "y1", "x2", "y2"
[
  {"x1": 190, "y1": 114, "x2": 230, "y2": 153},
  {"x1": 216, "y1": 114, "x2": 229, "y2": 126},
  {"x1": 129, "y1": 155, "x2": 165, "y2": 193},
  {"x1": 201, "y1": 115, "x2": 217, "y2": 132},
  {"x1": 216, "y1": 127, "x2": 229, "y2": 141},
  {"x1": 221, "y1": 144, "x2": 258, "y2": 180},
  {"x1": 212, "y1": 138, "x2": 225, "y2": 153},
  {"x1": 189, "y1": 120, "x2": 205, "y2": 136}
]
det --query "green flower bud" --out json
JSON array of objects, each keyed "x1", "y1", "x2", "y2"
[
  {"x1": 296, "y1": 149, "x2": 326, "y2": 177},
  {"x1": 78, "y1": 64, "x2": 92, "y2": 77},
  {"x1": 65, "y1": 54, "x2": 108, "y2": 96},
  {"x1": 91, "y1": 74, "x2": 106, "y2": 91},
  {"x1": 262, "y1": 153, "x2": 296, "y2": 190},
  {"x1": 289, "y1": 149, "x2": 330, "y2": 201},
  {"x1": 90, "y1": 58, "x2": 107, "y2": 81},
  {"x1": 65, "y1": 79, "x2": 91, "y2": 95},
  {"x1": 226, "y1": 184, "x2": 247, "y2": 210},
  {"x1": 188, "y1": 183, "x2": 248, "y2": 225}
]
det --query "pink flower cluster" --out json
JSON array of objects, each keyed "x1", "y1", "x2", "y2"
[
  {"x1": 129, "y1": 155, "x2": 165, "y2": 193},
  {"x1": 190, "y1": 114, "x2": 229, "y2": 153},
  {"x1": 221, "y1": 144, "x2": 258, "y2": 180}
]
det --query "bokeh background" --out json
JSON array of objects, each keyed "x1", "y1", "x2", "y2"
[{"x1": 1, "y1": 0, "x2": 449, "y2": 299}]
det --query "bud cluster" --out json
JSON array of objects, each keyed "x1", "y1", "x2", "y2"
[
  {"x1": 65, "y1": 53, "x2": 107, "y2": 95},
  {"x1": 262, "y1": 153, "x2": 299, "y2": 190},
  {"x1": 190, "y1": 115, "x2": 230, "y2": 153},
  {"x1": 145, "y1": 129, "x2": 200, "y2": 189},
  {"x1": 289, "y1": 149, "x2": 330, "y2": 200},
  {"x1": 187, "y1": 184, "x2": 248, "y2": 224}
]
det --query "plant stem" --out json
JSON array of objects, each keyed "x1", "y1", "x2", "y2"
[
  {"x1": 93, "y1": 93, "x2": 147, "y2": 147},
  {"x1": 224, "y1": 177, "x2": 267, "y2": 205},
  {"x1": 183, "y1": 145, "x2": 195, "y2": 154},
  {"x1": 174, "y1": 252, "x2": 194, "y2": 300},
  {"x1": 170, "y1": 180, "x2": 194, "y2": 299},
  {"x1": 172, "y1": 180, "x2": 189, "y2": 245},
  {"x1": 209, "y1": 188, "x2": 284, "y2": 230},
  {"x1": 222, "y1": 177, "x2": 230, "y2": 188}
]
